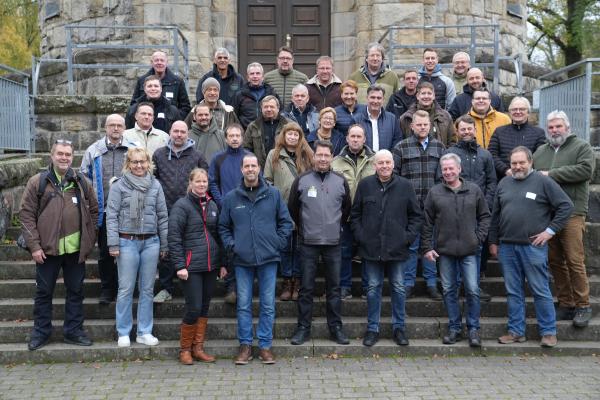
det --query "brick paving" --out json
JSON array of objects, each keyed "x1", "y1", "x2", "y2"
[{"x1": 2, "y1": 355, "x2": 599, "y2": 399}]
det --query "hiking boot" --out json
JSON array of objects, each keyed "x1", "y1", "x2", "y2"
[
  {"x1": 224, "y1": 291, "x2": 237, "y2": 305},
  {"x1": 153, "y1": 289, "x2": 172, "y2": 303},
  {"x1": 498, "y1": 332, "x2": 526, "y2": 344},
  {"x1": 573, "y1": 307, "x2": 592, "y2": 328},
  {"x1": 234, "y1": 344, "x2": 253, "y2": 365},
  {"x1": 362, "y1": 330, "x2": 379, "y2": 347},
  {"x1": 290, "y1": 328, "x2": 311, "y2": 345},
  {"x1": 468, "y1": 330, "x2": 482, "y2": 348},
  {"x1": 393, "y1": 328, "x2": 409, "y2": 346},
  {"x1": 442, "y1": 329, "x2": 463, "y2": 345},
  {"x1": 258, "y1": 348, "x2": 276, "y2": 364}
]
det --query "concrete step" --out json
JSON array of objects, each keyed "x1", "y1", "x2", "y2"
[
  {"x1": 1, "y1": 316, "x2": 598, "y2": 344},
  {"x1": 1, "y1": 338, "x2": 599, "y2": 365}
]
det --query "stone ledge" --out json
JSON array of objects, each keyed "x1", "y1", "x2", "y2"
[{"x1": 35, "y1": 95, "x2": 130, "y2": 114}]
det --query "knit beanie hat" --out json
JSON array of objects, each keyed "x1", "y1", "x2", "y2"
[{"x1": 202, "y1": 77, "x2": 221, "y2": 93}]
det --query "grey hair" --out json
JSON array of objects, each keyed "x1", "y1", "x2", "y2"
[
  {"x1": 214, "y1": 47, "x2": 230, "y2": 58},
  {"x1": 511, "y1": 145, "x2": 533, "y2": 162},
  {"x1": 292, "y1": 84, "x2": 308, "y2": 95},
  {"x1": 247, "y1": 62, "x2": 264, "y2": 74},
  {"x1": 365, "y1": 42, "x2": 385, "y2": 59},
  {"x1": 546, "y1": 110, "x2": 571, "y2": 131},
  {"x1": 316, "y1": 56, "x2": 334, "y2": 67},
  {"x1": 509, "y1": 96, "x2": 531, "y2": 112},
  {"x1": 440, "y1": 153, "x2": 462, "y2": 166},
  {"x1": 452, "y1": 51, "x2": 470, "y2": 63},
  {"x1": 374, "y1": 149, "x2": 393, "y2": 162}
]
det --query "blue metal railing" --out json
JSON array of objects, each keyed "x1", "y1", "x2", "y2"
[{"x1": 0, "y1": 64, "x2": 33, "y2": 152}]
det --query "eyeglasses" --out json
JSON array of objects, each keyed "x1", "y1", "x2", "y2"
[
  {"x1": 130, "y1": 160, "x2": 148, "y2": 165},
  {"x1": 278, "y1": 56, "x2": 293, "y2": 61},
  {"x1": 54, "y1": 139, "x2": 73, "y2": 145},
  {"x1": 321, "y1": 117, "x2": 335, "y2": 122}
]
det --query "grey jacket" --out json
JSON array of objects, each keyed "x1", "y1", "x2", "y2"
[{"x1": 190, "y1": 119, "x2": 227, "y2": 163}]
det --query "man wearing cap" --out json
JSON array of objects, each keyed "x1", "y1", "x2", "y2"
[{"x1": 186, "y1": 77, "x2": 240, "y2": 131}]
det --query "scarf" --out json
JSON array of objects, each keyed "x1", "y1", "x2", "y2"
[{"x1": 122, "y1": 171, "x2": 152, "y2": 229}]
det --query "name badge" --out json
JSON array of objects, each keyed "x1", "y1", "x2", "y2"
[
  {"x1": 526, "y1": 192, "x2": 537, "y2": 200},
  {"x1": 307, "y1": 186, "x2": 317, "y2": 198},
  {"x1": 72, "y1": 197, "x2": 78, "y2": 204},
  {"x1": 165, "y1": 92, "x2": 174, "y2": 99},
  {"x1": 157, "y1": 112, "x2": 165, "y2": 119}
]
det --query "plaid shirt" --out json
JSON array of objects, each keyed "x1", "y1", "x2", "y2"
[{"x1": 392, "y1": 134, "x2": 445, "y2": 208}]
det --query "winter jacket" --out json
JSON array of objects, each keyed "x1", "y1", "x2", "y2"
[
  {"x1": 445, "y1": 140, "x2": 497, "y2": 207},
  {"x1": 331, "y1": 145, "x2": 376, "y2": 202},
  {"x1": 488, "y1": 122, "x2": 546, "y2": 178},
  {"x1": 533, "y1": 134, "x2": 595, "y2": 216},
  {"x1": 288, "y1": 170, "x2": 351, "y2": 245},
  {"x1": 152, "y1": 140, "x2": 209, "y2": 211},
  {"x1": 351, "y1": 174, "x2": 422, "y2": 262},
  {"x1": 418, "y1": 65, "x2": 456, "y2": 109},
  {"x1": 385, "y1": 88, "x2": 417, "y2": 119},
  {"x1": 334, "y1": 103, "x2": 367, "y2": 135},
  {"x1": 131, "y1": 67, "x2": 191, "y2": 117},
  {"x1": 468, "y1": 108, "x2": 511, "y2": 149},
  {"x1": 452, "y1": 73, "x2": 467, "y2": 95},
  {"x1": 168, "y1": 192, "x2": 223, "y2": 273},
  {"x1": 282, "y1": 103, "x2": 319, "y2": 136},
  {"x1": 189, "y1": 119, "x2": 227, "y2": 163},
  {"x1": 208, "y1": 146, "x2": 249, "y2": 207},
  {"x1": 196, "y1": 64, "x2": 245, "y2": 106},
  {"x1": 106, "y1": 174, "x2": 168, "y2": 251},
  {"x1": 123, "y1": 124, "x2": 169, "y2": 157},
  {"x1": 231, "y1": 82, "x2": 280, "y2": 130},
  {"x1": 126, "y1": 94, "x2": 181, "y2": 133},
  {"x1": 218, "y1": 177, "x2": 293, "y2": 267},
  {"x1": 20, "y1": 167, "x2": 98, "y2": 264},
  {"x1": 421, "y1": 179, "x2": 491, "y2": 257},
  {"x1": 448, "y1": 82, "x2": 504, "y2": 120},
  {"x1": 399, "y1": 102, "x2": 455, "y2": 147},
  {"x1": 264, "y1": 68, "x2": 308, "y2": 106},
  {"x1": 347, "y1": 64, "x2": 399, "y2": 105},
  {"x1": 306, "y1": 74, "x2": 343, "y2": 111},
  {"x1": 263, "y1": 148, "x2": 302, "y2": 203},
  {"x1": 80, "y1": 137, "x2": 136, "y2": 224},
  {"x1": 243, "y1": 115, "x2": 291, "y2": 167},
  {"x1": 306, "y1": 128, "x2": 346, "y2": 157},
  {"x1": 184, "y1": 100, "x2": 241, "y2": 131},
  {"x1": 356, "y1": 108, "x2": 403, "y2": 151}
]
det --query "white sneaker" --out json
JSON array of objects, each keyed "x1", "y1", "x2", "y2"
[
  {"x1": 117, "y1": 336, "x2": 130, "y2": 347},
  {"x1": 136, "y1": 333, "x2": 159, "y2": 346}
]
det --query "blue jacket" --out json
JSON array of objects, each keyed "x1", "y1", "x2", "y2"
[
  {"x1": 356, "y1": 108, "x2": 403, "y2": 151},
  {"x1": 208, "y1": 146, "x2": 248, "y2": 207},
  {"x1": 306, "y1": 128, "x2": 346, "y2": 156},
  {"x1": 334, "y1": 103, "x2": 366, "y2": 136},
  {"x1": 218, "y1": 177, "x2": 293, "y2": 267}
]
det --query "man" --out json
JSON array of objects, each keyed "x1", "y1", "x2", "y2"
[
  {"x1": 243, "y1": 95, "x2": 290, "y2": 167},
  {"x1": 232, "y1": 62, "x2": 279, "y2": 130},
  {"x1": 306, "y1": 56, "x2": 343, "y2": 111},
  {"x1": 189, "y1": 104, "x2": 227, "y2": 163},
  {"x1": 418, "y1": 48, "x2": 456, "y2": 109},
  {"x1": 264, "y1": 46, "x2": 308, "y2": 106},
  {"x1": 80, "y1": 114, "x2": 134, "y2": 305},
  {"x1": 196, "y1": 47, "x2": 244, "y2": 106},
  {"x1": 351, "y1": 149, "x2": 421, "y2": 347},
  {"x1": 281, "y1": 84, "x2": 319, "y2": 136},
  {"x1": 451, "y1": 52, "x2": 471, "y2": 95},
  {"x1": 20, "y1": 140, "x2": 98, "y2": 350},
  {"x1": 152, "y1": 121, "x2": 209, "y2": 303},
  {"x1": 468, "y1": 88, "x2": 511, "y2": 149},
  {"x1": 335, "y1": 80, "x2": 367, "y2": 136},
  {"x1": 399, "y1": 81, "x2": 455, "y2": 147},
  {"x1": 386, "y1": 69, "x2": 418, "y2": 119},
  {"x1": 218, "y1": 153, "x2": 293, "y2": 365},
  {"x1": 448, "y1": 68, "x2": 504, "y2": 121},
  {"x1": 331, "y1": 124, "x2": 376, "y2": 299},
  {"x1": 489, "y1": 146, "x2": 574, "y2": 348},
  {"x1": 126, "y1": 76, "x2": 181, "y2": 133},
  {"x1": 392, "y1": 110, "x2": 444, "y2": 300},
  {"x1": 533, "y1": 111, "x2": 595, "y2": 327},
  {"x1": 348, "y1": 42, "x2": 399, "y2": 105},
  {"x1": 186, "y1": 77, "x2": 240, "y2": 131},
  {"x1": 288, "y1": 140, "x2": 352, "y2": 346},
  {"x1": 131, "y1": 50, "x2": 191, "y2": 117},
  {"x1": 356, "y1": 85, "x2": 402, "y2": 151},
  {"x1": 123, "y1": 102, "x2": 170, "y2": 156},
  {"x1": 488, "y1": 97, "x2": 546, "y2": 180},
  {"x1": 421, "y1": 153, "x2": 491, "y2": 347}
]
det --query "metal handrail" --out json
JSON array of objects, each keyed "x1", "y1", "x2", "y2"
[{"x1": 539, "y1": 58, "x2": 600, "y2": 80}]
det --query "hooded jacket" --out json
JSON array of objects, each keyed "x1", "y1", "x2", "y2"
[
  {"x1": 385, "y1": 87, "x2": 417, "y2": 119},
  {"x1": 448, "y1": 82, "x2": 504, "y2": 120},
  {"x1": 347, "y1": 63, "x2": 399, "y2": 105},
  {"x1": 190, "y1": 118, "x2": 227, "y2": 163},
  {"x1": 399, "y1": 102, "x2": 455, "y2": 147},
  {"x1": 468, "y1": 107, "x2": 511, "y2": 149},
  {"x1": 418, "y1": 65, "x2": 456, "y2": 109},
  {"x1": 126, "y1": 94, "x2": 181, "y2": 133},
  {"x1": 306, "y1": 74, "x2": 343, "y2": 111},
  {"x1": 196, "y1": 64, "x2": 245, "y2": 106},
  {"x1": 131, "y1": 67, "x2": 191, "y2": 116}
]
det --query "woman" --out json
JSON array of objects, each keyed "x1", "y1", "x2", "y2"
[
  {"x1": 264, "y1": 122, "x2": 313, "y2": 301},
  {"x1": 107, "y1": 147, "x2": 168, "y2": 348},
  {"x1": 334, "y1": 80, "x2": 366, "y2": 136},
  {"x1": 168, "y1": 168, "x2": 226, "y2": 365},
  {"x1": 306, "y1": 107, "x2": 345, "y2": 156}
]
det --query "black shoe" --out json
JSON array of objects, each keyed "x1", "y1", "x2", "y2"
[
  {"x1": 362, "y1": 330, "x2": 379, "y2": 347},
  {"x1": 404, "y1": 286, "x2": 414, "y2": 299},
  {"x1": 290, "y1": 328, "x2": 311, "y2": 345},
  {"x1": 99, "y1": 290, "x2": 115, "y2": 305},
  {"x1": 28, "y1": 336, "x2": 50, "y2": 351},
  {"x1": 64, "y1": 333, "x2": 93, "y2": 346},
  {"x1": 468, "y1": 330, "x2": 481, "y2": 348},
  {"x1": 393, "y1": 328, "x2": 409, "y2": 346},
  {"x1": 556, "y1": 306, "x2": 576, "y2": 321},
  {"x1": 427, "y1": 286, "x2": 443, "y2": 301},
  {"x1": 442, "y1": 329, "x2": 463, "y2": 345},
  {"x1": 573, "y1": 307, "x2": 593, "y2": 328},
  {"x1": 340, "y1": 287, "x2": 353, "y2": 300},
  {"x1": 330, "y1": 327, "x2": 350, "y2": 345},
  {"x1": 479, "y1": 289, "x2": 492, "y2": 303}
]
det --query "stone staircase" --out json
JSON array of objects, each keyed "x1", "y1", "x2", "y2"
[{"x1": 1, "y1": 227, "x2": 599, "y2": 364}]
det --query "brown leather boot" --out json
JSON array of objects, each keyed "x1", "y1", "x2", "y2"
[
  {"x1": 280, "y1": 278, "x2": 293, "y2": 301},
  {"x1": 291, "y1": 277, "x2": 300, "y2": 301},
  {"x1": 179, "y1": 323, "x2": 195, "y2": 365},
  {"x1": 192, "y1": 317, "x2": 215, "y2": 363}
]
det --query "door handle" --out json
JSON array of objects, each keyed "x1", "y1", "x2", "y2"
[{"x1": 286, "y1": 34, "x2": 291, "y2": 48}]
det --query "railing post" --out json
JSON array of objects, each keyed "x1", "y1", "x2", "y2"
[
  {"x1": 66, "y1": 27, "x2": 74, "y2": 95},
  {"x1": 469, "y1": 25, "x2": 476, "y2": 67},
  {"x1": 183, "y1": 36, "x2": 189, "y2": 91},
  {"x1": 172, "y1": 28, "x2": 180, "y2": 78},
  {"x1": 584, "y1": 61, "x2": 592, "y2": 142},
  {"x1": 492, "y1": 23, "x2": 500, "y2": 93}
]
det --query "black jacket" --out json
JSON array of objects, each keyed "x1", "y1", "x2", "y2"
[
  {"x1": 131, "y1": 67, "x2": 191, "y2": 117},
  {"x1": 126, "y1": 94, "x2": 182, "y2": 133},
  {"x1": 231, "y1": 82, "x2": 280, "y2": 130},
  {"x1": 448, "y1": 82, "x2": 504, "y2": 120},
  {"x1": 168, "y1": 192, "x2": 223, "y2": 273},
  {"x1": 195, "y1": 64, "x2": 245, "y2": 106},
  {"x1": 350, "y1": 174, "x2": 422, "y2": 261},
  {"x1": 487, "y1": 122, "x2": 546, "y2": 179},
  {"x1": 385, "y1": 87, "x2": 417, "y2": 119}
]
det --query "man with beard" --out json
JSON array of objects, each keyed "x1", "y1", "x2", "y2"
[
  {"x1": 448, "y1": 68, "x2": 504, "y2": 121},
  {"x1": 189, "y1": 104, "x2": 227, "y2": 163},
  {"x1": 186, "y1": 77, "x2": 240, "y2": 131}
]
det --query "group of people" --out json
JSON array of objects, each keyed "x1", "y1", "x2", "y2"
[{"x1": 19, "y1": 43, "x2": 595, "y2": 366}]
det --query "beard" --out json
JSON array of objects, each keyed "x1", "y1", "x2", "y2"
[
  {"x1": 512, "y1": 168, "x2": 531, "y2": 180},
  {"x1": 546, "y1": 133, "x2": 568, "y2": 147}
]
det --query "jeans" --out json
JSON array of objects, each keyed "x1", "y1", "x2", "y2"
[
  {"x1": 340, "y1": 223, "x2": 368, "y2": 291},
  {"x1": 181, "y1": 270, "x2": 217, "y2": 324},
  {"x1": 31, "y1": 253, "x2": 85, "y2": 339},
  {"x1": 280, "y1": 231, "x2": 301, "y2": 278},
  {"x1": 439, "y1": 255, "x2": 480, "y2": 332},
  {"x1": 499, "y1": 243, "x2": 556, "y2": 336},
  {"x1": 297, "y1": 244, "x2": 342, "y2": 330},
  {"x1": 405, "y1": 234, "x2": 437, "y2": 287},
  {"x1": 98, "y1": 214, "x2": 117, "y2": 295},
  {"x1": 235, "y1": 262, "x2": 278, "y2": 349},
  {"x1": 116, "y1": 236, "x2": 160, "y2": 337},
  {"x1": 364, "y1": 259, "x2": 407, "y2": 332}
]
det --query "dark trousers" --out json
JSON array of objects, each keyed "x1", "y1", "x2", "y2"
[
  {"x1": 181, "y1": 270, "x2": 218, "y2": 324},
  {"x1": 157, "y1": 257, "x2": 175, "y2": 294},
  {"x1": 32, "y1": 253, "x2": 85, "y2": 339},
  {"x1": 297, "y1": 243, "x2": 343, "y2": 330},
  {"x1": 98, "y1": 214, "x2": 117, "y2": 294}
]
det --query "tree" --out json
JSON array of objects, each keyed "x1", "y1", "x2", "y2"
[{"x1": 0, "y1": 0, "x2": 39, "y2": 70}]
